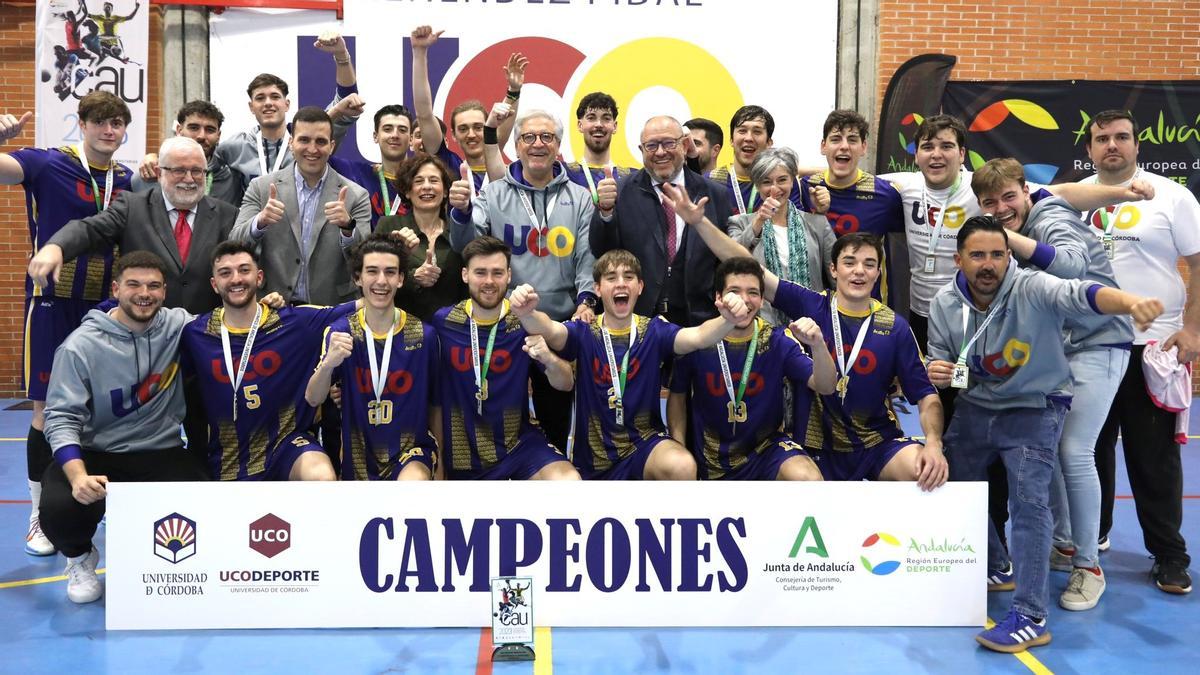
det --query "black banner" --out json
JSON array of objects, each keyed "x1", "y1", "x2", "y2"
[{"x1": 874, "y1": 54, "x2": 957, "y2": 177}]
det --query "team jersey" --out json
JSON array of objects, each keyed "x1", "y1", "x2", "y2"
[
  {"x1": 432, "y1": 299, "x2": 543, "y2": 474},
  {"x1": 560, "y1": 315, "x2": 681, "y2": 475},
  {"x1": 772, "y1": 281, "x2": 935, "y2": 455},
  {"x1": 434, "y1": 140, "x2": 487, "y2": 192},
  {"x1": 12, "y1": 146, "x2": 131, "y2": 300},
  {"x1": 181, "y1": 302, "x2": 354, "y2": 480},
  {"x1": 322, "y1": 309, "x2": 438, "y2": 480},
  {"x1": 709, "y1": 164, "x2": 803, "y2": 215},
  {"x1": 800, "y1": 170, "x2": 904, "y2": 303},
  {"x1": 670, "y1": 320, "x2": 813, "y2": 479},
  {"x1": 328, "y1": 156, "x2": 409, "y2": 228},
  {"x1": 563, "y1": 162, "x2": 634, "y2": 200}
]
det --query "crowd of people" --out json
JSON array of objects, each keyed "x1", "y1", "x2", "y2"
[{"x1": 1, "y1": 25, "x2": 1196, "y2": 654}]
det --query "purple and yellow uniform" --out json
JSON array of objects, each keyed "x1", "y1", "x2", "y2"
[
  {"x1": 321, "y1": 309, "x2": 438, "y2": 480},
  {"x1": 708, "y1": 165, "x2": 803, "y2": 215},
  {"x1": 432, "y1": 300, "x2": 565, "y2": 479},
  {"x1": 181, "y1": 302, "x2": 354, "y2": 480},
  {"x1": 328, "y1": 156, "x2": 409, "y2": 229},
  {"x1": 563, "y1": 162, "x2": 634, "y2": 201},
  {"x1": 433, "y1": 141, "x2": 487, "y2": 192},
  {"x1": 560, "y1": 315, "x2": 681, "y2": 480},
  {"x1": 11, "y1": 146, "x2": 131, "y2": 400},
  {"x1": 773, "y1": 281, "x2": 934, "y2": 481},
  {"x1": 670, "y1": 320, "x2": 814, "y2": 480}
]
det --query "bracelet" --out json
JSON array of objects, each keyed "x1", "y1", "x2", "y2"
[
  {"x1": 334, "y1": 57, "x2": 351, "y2": 65},
  {"x1": 483, "y1": 126, "x2": 499, "y2": 144},
  {"x1": 505, "y1": 89, "x2": 520, "y2": 100}
]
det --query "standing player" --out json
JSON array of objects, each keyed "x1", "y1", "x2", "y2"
[
  {"x1": 707, "y1": 105, "x2": 802, "y2": 213},
  {"x1": 509, "y1": 249, "x2": 753, "y2": 480},
  {"x1": 432, "y1": 236, "x2": 578, "y2": 480},
  {"x1": 565, "y1": 92, "x2": 634, "y2": 202},
  {"x1": 0, "y1": 93, "x2": 133, "y2": 556},
  {"x1": 329, "y1": 104, "x2": 415, "y2": 229},
  {"x1": 306, "y1": 234, "x2": 436, "y2": 480},
  {"x1": 667, "y1": 256, "x2": 836, "y2": 480}
]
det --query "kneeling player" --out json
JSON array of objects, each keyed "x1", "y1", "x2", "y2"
[
  {"x1": 306, "y1": 233, "x2": 435, "y2": 480},
  {"x1": 432, "y1": 236, "x2": 579, "y2": 480},
  {"x1": 667, "y1": 256, "x2": 836, "y2": 480},
  {"x1": 509, "y1": 249, "x2": 752, "y2": 480}
]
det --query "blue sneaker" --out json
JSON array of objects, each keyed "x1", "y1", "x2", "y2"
[
  {"x1": 976, "y1": 609, "x2": 1051, "y2": 653},
  {"x1": 987, "y1": 563, "x2": 1015, "y2": 592}
]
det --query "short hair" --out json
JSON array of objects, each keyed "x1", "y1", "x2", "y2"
[
  {"x1": 175, "y1": 100, "x2": 224, "y2": 128},
  {"x1": 970, "y1": 158, "x2": 1026, "y2": 198},
  {"x1": 714, "y1": 256, "x2": 764, "y2": 294},
  {"x1": 291, "y1": 106, "x2": 333, "y2": 135},
  {"x1": 210, "y1": 240, "x2": 259, "y2": 270},
  {"x1": 77, "y1": 90, "x2": 131, "y2": 125},
  {"x1": 749, "y1": 147, "x2": 800, "y2": 187},
  {"x1": 350, "y1": 232, "x2": 407, "y2": 280},
  {"x1": 158, "y1": 136, "x2": 205, "y2": 162},
  {"x1": 516, "y1": 109, "x2": 564, "y2": 142},
  {"x1": 114, "y1": 251, "x2": 167, "y2": 281},
  {"x1": 957, "y1": 215, "x2": 1009, "y2": 252},
  {"x1": 1084, "y1": 109, "x2": 1139, "y2": 145},
  {"x1": 576, "y1": 92, "x2": 618, "y2": 120},
  {"x1": 396, "y1": 154, "x2": 453, "y2": 208},
  {"x1": 461, "y1": 235, "x2": 511, "y2": 267},
  {"x1": 373, "y1": 104, "x2": 414, "y2": 132},
  {"x1": 246, "y1": 73, "x2": 289, "y2": 99},
  {"x1": 822, "y1": 109, "x2": 869, "y2": 141},
  {"x1": 730, "y1": 105, "x2": 775, "y2": 140},
  {"x1": 450, "y1": 100, "x2": 486, "y2": 131},
  {"x1": 685, "y1": 117, "x2": 723, "y2": 149},
  {"x1": 593, "y1": 249, "x2": 641, "y2": 283},
  {"x1": 915, "y1": 114, "x2": 967, "y2": 149},
  {"x1": 830, "y1": 232, "x2": 884, "y2": 265}
]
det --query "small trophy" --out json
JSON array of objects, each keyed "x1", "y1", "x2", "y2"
[{"x1": 490, "y1": 576, "x2": 535, "y2": 661}]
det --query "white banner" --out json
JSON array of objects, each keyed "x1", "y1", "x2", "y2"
[
  {"x1": 35, "y1": 0, "x2": 148, "y2": 167},
  {"x1": 107, "y1": 481, "x2": 986, "y2": 630}
]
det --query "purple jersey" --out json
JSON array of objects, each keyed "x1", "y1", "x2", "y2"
[
  {"x1": 434, "y1": 140, "x2": 487, "y2": 192},
  {"x1": 328, "y1": 155, "x2": 408, "y2": 229}
]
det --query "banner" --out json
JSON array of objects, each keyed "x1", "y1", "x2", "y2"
[
  {"x1": 35, "y1": 0, "x2": 148, "y2": 167},
  {"x1": 942, "y1": 80, "x2": 1200, "y2": 199},
  {"x1": 106, "y1": 481, "x2": 986, "y2": 630},
  {"x1": 209, "y1": 1, "x2": 838, "y2": 169}
]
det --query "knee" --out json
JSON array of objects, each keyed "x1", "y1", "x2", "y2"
[
  {"x1": 548, "y1": 462, "x2": 581, "y2": 481},
  {"x1": 659, "y1": 448, "x2": 697, "y2": 480},
  {"x1": 778, "y1": 456, "x2": 822, "y2": 481}
]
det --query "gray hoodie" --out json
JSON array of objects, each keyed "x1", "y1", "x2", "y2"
[
  {"x1": 448, "y1": 160, "x2": 596, "y2": 321},
  {"x1": 1016, "y1": 195, "x2": 1133, "y2": 354},
  {"x1": 44, "y1": 306, "x2": 193, "y2": 459},
  {"x1": 927, "y1": 263, "x2": 1107, "y2": 411}
]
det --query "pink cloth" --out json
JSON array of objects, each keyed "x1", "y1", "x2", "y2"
[{"x1": 1142, "y1": 340, "x2": 1191, "y2": 444}]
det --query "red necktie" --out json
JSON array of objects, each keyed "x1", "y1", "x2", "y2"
[
  {"x1": 661, "y1": 183, "x2": 677, "y2": 264},
  {"x1": 174, "y1": 209, "x2": 192, "y2": 265}
]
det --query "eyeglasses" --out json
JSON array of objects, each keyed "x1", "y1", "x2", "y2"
[
  {"x1": 160, "y1": 166, "x2": 206, "y2": 180},
  {"x1": 518, "y1": 132, "x2": 558, "y2": 145},
  {"x1": 640, "y1": 135, "x2": 685, "y2": 154}
]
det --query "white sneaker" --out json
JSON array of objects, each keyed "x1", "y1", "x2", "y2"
[
  {"x1": 65, "y1": 548, "x2": 102, "y2": 604},
  {"x1": 1098, "y1": 535, "x2": 1111, "y2": 552},
  {"x1": 1049, "y1": 545, "x2": 1074, "y2": 572},
  {"x1": 1060, "y1": 567, "x2": 1106, "y2": 611},
  {"x1": 25, "y1": 517, "x2": 56, "y2": 556}
]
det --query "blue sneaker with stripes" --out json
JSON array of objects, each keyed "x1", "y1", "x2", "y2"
[
  {"x1": 987, "y1": 562, "x2": 1015, "y2": 592},
  {"x1": 976, "y1": 609, "x2": 1051, "y2": 653}
]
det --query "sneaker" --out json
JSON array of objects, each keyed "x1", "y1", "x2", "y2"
[
  {"x1": 1098, "y1": 535, "x2": 1111, "y2": 553},
  {"x1": 1060, "y1": 567, "x2": 1106, "y2": 610},
  {"x1": 1050, "y1": 545, "x2": 1075, "y2": 572},
  {"x1": 1152, "y1": 560, "x2": 1193, "y2": 595},
  {"x1": 24, "y1": 517, "x2": 56, "y2": 556},
  {"x1": 65, "y1": 547, "x2": 102, "y2": 604},
  {"x1": 987, "y1": 563, "x2": 1015, "y2": 592},
  {"x1": 976, "y1": 609, "x2": 1051, "y2": 653}
]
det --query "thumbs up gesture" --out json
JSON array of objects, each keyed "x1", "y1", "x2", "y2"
[
  {"x1": 0, "y1": 111, "x2": 32, "y2": 142},
  {"x1": 448, "y1": 163, "x2": 474, "y2": 211},
  {"x1": 258, "y1": 182, "x2": 286, "y2": 227},
  {"x1": 325, "y1": 185, "x2": 352, "y2": 229},
  {"x1": 808, "y1": 179, "x2": 831, "y2": 215},
  {"x1": 413, "y1": 245, "x2": 441, "y2": 288},
  {"x1": 596, "y1": 165, "x2": 618, "y2": 213}
]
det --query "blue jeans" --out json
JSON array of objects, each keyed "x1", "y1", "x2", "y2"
[
  {"x1": 1050, "y1": 348, "x2": 1128, "y2": 567},
  {"x1": 946, "y1": 398, "x2": 1066, "y2": 620}
]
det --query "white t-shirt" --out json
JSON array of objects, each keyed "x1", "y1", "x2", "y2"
[
  {"x1": 1079, "y1": 170, "x2": 1200, "y2": 343},
  {"x1": 771, "y1": 222, "x2": 791, "y2": 277}
]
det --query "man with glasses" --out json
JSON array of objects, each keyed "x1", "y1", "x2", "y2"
[
  {"x1": 448, "y1": 109, "x2": 597, "y2": 454},
  {"x1": 591, "y1": 115, "x2": 733, "y2": 327}
]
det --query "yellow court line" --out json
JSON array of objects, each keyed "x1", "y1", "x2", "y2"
[
  {"x1": 0, "y1": 568, "x2": 106, "y2": 590},
  {"x1": 0, "y1": 438, "x2": 28, "y2": 442},
  {"x1": 984, "y1": 617, "x2": 1054, "y2": 675},
  {"x1": 533, "y1": 626, "x2": 553, "y2": 675}
]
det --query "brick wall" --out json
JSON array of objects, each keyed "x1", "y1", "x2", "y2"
[{"x1": 0, "y1": 4, "x2": 163, "y2": 397}]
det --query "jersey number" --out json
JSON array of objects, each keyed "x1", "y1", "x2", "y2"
[
  {"x1": 368, "y1": 399, "x2": 393, "y2": 426},
  {"x1": 243, "y1": 384, "x2": 261, "y2": 409}
]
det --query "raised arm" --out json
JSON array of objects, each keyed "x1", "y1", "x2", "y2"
[
  {"x1": 524, "y1": 335, "x2": 574, "y2": 391},
  {"x1": 1048, "y1": 179, "x2": 1154, "y2": 211},
  {"x1": 787, "y1": 317, "x2": 836, "y2": 395},
  {"x1": 483, "y1": 102, "x2": 513, "y2": 182},
  {"x1": 411, "y1": 26, "x2": 446, "y2": 156},
  {"x1": 673, "y1": 292, "x2": 750, "y2": 355},
  {"x1": 497, "y1": 52, "x2": 527, "y2": 150},
  {"x1": 0, "y1": 111, "x2": 34, "y2": 183}
]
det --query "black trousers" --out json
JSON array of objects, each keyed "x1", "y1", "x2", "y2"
[
  {"x1": 40, "y1": 448, "x2": 209, "y2": 558},
  {"x1": 530, "y1": 366, "x2": 571, "y2": 453},
  {"x1": 1095, "y1": 344, "x2": 1190, "y2": 565}
]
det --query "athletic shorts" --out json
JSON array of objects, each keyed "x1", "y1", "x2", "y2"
[
  {"x1": 584, "y1": 433, "x2": 674, "y2": 480},
  {"x1": 249, "y1": 431, "x2": 326, "y2": 482},
  {"x1": 709, "y1": 434, "x2": 811, "y2": 481},
  {"x1": 24, "y1": 296, "x2": 95, "y2": 401},
  {"x1": 447, "y1": 433, "x2": 567, "y2": 480},
  {"x1": 377, "y1": 445, "x2": 437, "y2": 480},
  {"x1": 817, "y1": 436, "x2": 918, "y2": 482}
]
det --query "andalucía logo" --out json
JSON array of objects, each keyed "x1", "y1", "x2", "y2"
[
  {"x1": 860, "y1": 532, "x2": 901, "y2": 576},
  {"x1": 154, "y1": 513, "x2": 197, "y2": 564}
]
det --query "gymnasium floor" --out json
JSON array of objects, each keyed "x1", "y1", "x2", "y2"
[{"x1": 0, "y1": 399, "x2": 1195, "y2": 674}]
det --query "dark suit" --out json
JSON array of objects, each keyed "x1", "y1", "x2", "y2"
[
  {"x1": 52, "y1": 188, "x2": 235, "y2": 314},
  {"x1": 590, "y1": 168, "x2": 733, "y2": 326}
]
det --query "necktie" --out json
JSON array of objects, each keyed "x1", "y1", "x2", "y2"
[
  {"x1": 174, "y1": 209, "x2": 192, "y2": 265},
  {"x1": 661, "y1": 183, "x2": 677, "y2": 264}
]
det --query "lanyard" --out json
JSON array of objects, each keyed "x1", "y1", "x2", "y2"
[
  {"x1": 518, "y1": 187, "x2": 559, "y2": 253},
  {"x1": 468, "y1": 300, "x2": 503, "y2": 415},
  {"x1": 256, "y1": 129, "x2": 288, "y2": 177},
  {"x1": 364, "y1": 309, "x2": 400, "y2": 406},
  {"x1": 920, "y1": 169, "x2": 964, "y2": 259},
  {"x1": 466, "y1": 166, "x2": 490, "y2": 199},
  {"x1": 728, "y1": 164, "x2": 758, "y2": 215},
  {"x1": 831, "y1": 296, "x2": 873, "y2": 400},
  {"x1": 76, "y1": 144, "x2": 113, "y2": 212},
  {"x1": 957, "y1": 301, "x2": 1003, "y2": 365},
  {"x1": 581, "y1": 164, "x2": 607, "y2": 204},
  {"x1": 377, "y1": 167, "x2": 401, "y2": 215},
  {"x1": 220, "y1": 303, "x2": 264, "y2": 422},
  {"x1": 716, "y1": 319, "x2": 759, "y2": 429},
  {"x1": 601, "y1": 319, "x2": 638, "y2": 426},
  {"x1": 205, "y1": 171, "x2": 213, "y2": 196}
]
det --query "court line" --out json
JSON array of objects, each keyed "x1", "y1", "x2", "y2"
[
  {"x1": 0, "y1": 568, "x2": 106, "y2": 590},
  {"x1": 0, "y1": 438, "x2": 27, "y2": 442},
  {"x1": 984, "y1": 617, "x2": 1054, "y2": 675},
  {"x1": 0, "y1": 500, "x2": 32, "y2": 504},
  {"x1": 474, "y1": 627, "x2": 493, "y2": 675},
  {"x1": 534, "y1": 626, "x2": 553, "y2": 674}
]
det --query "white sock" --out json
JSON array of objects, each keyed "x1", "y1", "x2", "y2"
[{"x1": 27, "y1": 479, "x2": 41, "y2": 522}]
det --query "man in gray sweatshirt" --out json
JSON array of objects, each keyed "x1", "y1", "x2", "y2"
[{"x1": 926, "y1": 216, "x2": 1161, "y2": 654}]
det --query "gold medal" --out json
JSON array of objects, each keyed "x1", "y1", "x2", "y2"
[
  {"x1": 835, "y1": 376, "x2": 849, "y2": 400},
  {"x1": 726, "y1": 400, "x2": 748, "y2": 423},
  {"x1": 476, "y1": 379, "x2": 489, "y2": 402}
]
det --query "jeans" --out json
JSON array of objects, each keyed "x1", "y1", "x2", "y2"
[
  {"x1": 946, "y1": 398, "x2": 1067, "y2": 621},
  {"x1": 1050, "y1": 348, "x2": 1128, "y2": 568}
]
